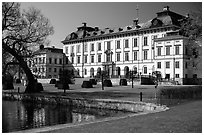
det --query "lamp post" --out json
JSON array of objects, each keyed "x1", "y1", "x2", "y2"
[{"x1": 131, "y1": 70, "x2": 134, "y2": 88}]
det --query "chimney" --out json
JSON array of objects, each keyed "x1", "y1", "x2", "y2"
[
  {"x1": 95, "y1": 27, "x2": 99, "y2": 31},
  {"x1": 133, "y1": 18, "x2": 139, "y2": 27},
  {"x1": 82, "y1": 22, "x2": 87, "y2": 27},
  {"x1": 186, "y1": 13, "x2": 190, "y2": 18},
  {"x1": 163, "y1": 6, "x2": 170, "y2": 11}
]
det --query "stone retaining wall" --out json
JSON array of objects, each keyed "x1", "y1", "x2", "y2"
[{"x1": 2, "y1": 93, "x2": 168, "y2": 113}]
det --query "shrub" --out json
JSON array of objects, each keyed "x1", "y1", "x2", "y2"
[
  {"x1": 81, "y1": 81, "x2": 93, "y2": 88},
  {"x1": 57, "y1": 83, "x2": 69, "y2": 89},
  {"x1": 141, "y1": 77, "x2": 155, "y2": 85},
  {"x1": 36, "y1": 83, "x2": 44, "y2": 91},
  {"x1": 55, "y1": 81, "x2": 60, "y2": 87},
  {"x1": 119, "y1": 79, "x2": 127, "y2": 86},
  {"x1": 158, "y1": 85, "x2": 202, "y2": 99},
  {"x1": 50, "y1": 79, "x2": 56, "y2": 84},
  {"x1": 89, "y1": 79, "x2": 97, "y2": 85},
  {"x1": 103, "y1": 79, "x2": 112, "y2": 87}
]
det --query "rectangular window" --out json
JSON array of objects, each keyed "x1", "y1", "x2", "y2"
[
  {"x1": 49, "y1": 58, "x2": 52, "y2": 64},
  {"x1": 166, "y1": 61, "x2": 170, "y2": 68},
  {"x1": 106, "y1": 54, "x2": 111, "y2": 62},
  {"x1": 116, "y1": 40, "x2": 120, "y2": 49},
  {"x1": 175, "y1": 61, "x2": 179, "y2": 68},
  {"x1": 49, "y1": 68, "x2": 52, "y2": 72},
  {"x1": 107, "y1": 41, "x2": 111, "y2": 50},
  {"x1": 144, "y1": 67, "x2": 147, "y2": 74},
  {"x1": 133, "y1": 51, "x2": 137, "y2": 60},
  {"x1": 133, "y1": 38, "x2": 137, "y2": 47},
  {"x1": 91, "y1": 55, "x2": 94, "y2": 63},
  {"x1": 166, "y1": 46, "x2": 170, "y2": 55},
  {"x1": 66, "y1": 57, "x2": 69, "y2": 64},
  {"x1": 193, "y1": 74, "x2": 197, "y2": 78},
  {"x1": 91, "y1": 43, "x2": 94, "y2": 51},
  {"x1": 193, "y1": 61, "x2": 196, "y2": 67},
  {"x1": 71, "y1": 46, "x2": 74, "y2": 53},
  {"x1": 77, "y1": 45, "x2": 81, "y2": 53},
  {"x1": 55, "y1": 58, "x2": 57, "y2": 64},
  {"x1": 185, "y1": 74, "x2": 188, "y2": 78},
  {"x1": 175, "y1": 46, "x2": 179, "y2": 55},
  {"x1": 42, "y1": 67, "x2": 44, "y2": 72},
  {"x1": 84, "y1": 44, "x2": 88, "y2": 52},
  {"x1": 116, "y1": 53, "x2": 120, "y2": 61},
  {"x1": 59, "y1": 59, "x2": 62, "y2": 64},
  {"x1": 125, "y1": 39, "x2": 129, "y2": 48},
  {"x1": 65, "y1": 47, "x2": 69, "y2": 54},
  {"x1": 185, "y1": 48, "x2": 188, "y2": 55},
  {"x1": 98, "y1": 43, "x2": 101, "y2": 51},
  {"x1": 54, "y1": 68, "x2": 57, "y2": 73},
  {"x1": 157, "y1": 62, "x2": 161, "y2": 69},
  {"x1": 42, "y1": 58, "x2": 45, "y2": 64},
  {"x1": 84, "y1": 55, "x2": 87, "y2": 63},
  {"x1": 77, "y1": 56, "x2": 80, "y2": 64},
  {"x1": 175, "y1": 74, "x2": 179, "y2": 78},
  {"x1": 84, "y1": 69, "x2": 87, "y2": 75},
  {"x1": 157, "y1": 47, "x2": 161, "y2": 56},
  {"x1": 185, "y1": 62, "x2": 188, "y2": 69},
  {"x1": 98, "y1": 54, "x2": 101, "y2": 62},
  {"x1": 143, "y1": 50, "x2": 148, "y2": 60},
  {"x1": 125, "y1": 52, "x2": 129, "y2": 61},
  {"x1": 71, "y1": 56, "x2": 74, "y2": 64},
  {"x1": 144, "y1": 37, "x2": 148, "y2": 46},
  {"x1": 39, "y1": 58, "x2": 41, "y2": 64}
]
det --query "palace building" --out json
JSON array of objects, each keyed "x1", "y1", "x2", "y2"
[{"x1": 61, "y1": 6, "x2": 201, "y2": 84}]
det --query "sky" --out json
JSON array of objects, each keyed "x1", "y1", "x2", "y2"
[{"x1": 20, "y1": 2, "x2": 202, "y2": 49}]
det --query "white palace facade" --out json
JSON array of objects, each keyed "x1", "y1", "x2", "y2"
[{"x1": 62, "y1": 6, "x2": 201, "y2": 84}]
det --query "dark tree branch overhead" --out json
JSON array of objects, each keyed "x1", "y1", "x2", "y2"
[{"x1": 2, "y1": 2, "x2": 54, "y2": 93}]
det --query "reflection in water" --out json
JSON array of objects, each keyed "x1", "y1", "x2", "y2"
[{"x1": 2, "y1": 100, "x2": 131, "y2": 133}]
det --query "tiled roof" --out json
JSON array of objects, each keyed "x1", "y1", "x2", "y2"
[
  {"x1": 33, "y1": 47, "x2": 63, "y2": 55},
  {"x1": 62, "y1": 8, "x2": 185, "y2": 43}
]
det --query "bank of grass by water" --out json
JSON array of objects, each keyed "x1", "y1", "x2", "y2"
[
  {"x1": 2, "y1": 83, "x2": 202, "y2": 133},
  {"x1": 43, "y1": 100, "x2": 201, "y2": 133}
]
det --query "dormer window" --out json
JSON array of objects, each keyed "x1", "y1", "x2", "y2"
[
  {"x1": 119, "y1": 28, "x2": 123, "y2": 31},
  {"x1": 127, "y1": 26, "x2": 132, "y2": 30},
  {"x1": 109, "y1": 29, "x2": 114, "y2": 33}
]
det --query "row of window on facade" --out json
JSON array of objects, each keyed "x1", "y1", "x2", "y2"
[
  {"x1": 157, "y1": 45, "x2": 180, "y2": 56},
  {"x1": 33, "y1": 57, "x2": 70, "y2": 65},
  {"x1": 33, "y1": 67, "x2": 63, "y2": 73},
  {"x1": 65, "y1": 36, "x2": 157, "y2": 54},
  {"x1": 70, "y1": 46, "x2": 181, "y2": 64}
]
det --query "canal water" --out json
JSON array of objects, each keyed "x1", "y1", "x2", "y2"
[{"x1": 2, "y1": 100, "x2": 134, "y2": 133}]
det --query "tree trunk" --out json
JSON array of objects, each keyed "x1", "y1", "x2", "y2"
[{"x1": 3, "y1": 43, "x2": 42, "y2": 93}]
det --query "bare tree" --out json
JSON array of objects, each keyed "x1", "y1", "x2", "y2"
[{"x1": 2, "y1": 2, "x2": 54, "y2": 93}]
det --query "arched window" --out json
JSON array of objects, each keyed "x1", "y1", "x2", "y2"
[
  {"x1": 124, "y1": 66, "x2": 129, "y2": 77},
  {"x1": 90, "y1": 68, "x2": 94, "y2": 77},
  {"x1": 116, "y1": 67, "x2": 121, "y2": 76},
  {"x1": 133, "y1": 67, "x2": 137, "y2": 74},
  {"x1": 97, "y1": 67, "x2": 101, "y2": 75}
]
